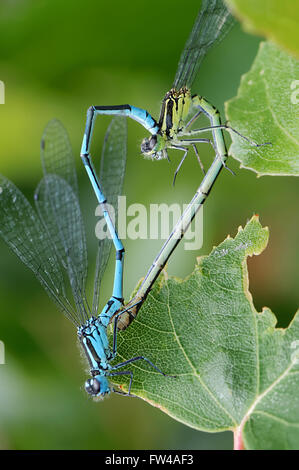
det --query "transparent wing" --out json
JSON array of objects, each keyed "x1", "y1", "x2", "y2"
[
  {"x1": 40, "y1": 119, "x2": 78, "y2": 194},
  {"x1": 92, "y1": 117, "x2": 127, "y2": 315},
  {"x1": 38, "y1": 119, "x2": 89, "y2": 323},
  {"x1": 35, "y1": 175, "x2": 89, "y2": 325},
  {"x1": 0, "y1": 175, "x2": 78, "y2": 325},
  {"x1": 173, "y1": 0, "x2": 235, "y2": 90}
]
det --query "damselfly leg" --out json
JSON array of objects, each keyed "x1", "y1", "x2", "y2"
[
  {"x1": 170, "y1": 139, "x2": 211, "y2": 185},
  {"x1": 110, "y1": 356, "x2": 176, "y2": 396}
]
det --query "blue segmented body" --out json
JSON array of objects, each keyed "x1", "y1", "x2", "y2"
[
  {"x1": 81, "y1": 105, "x2": 159, "y2": 157},
  {"x1": 79, "y1": 115, "x2": 173, "y2": 398},
  {"x1": 79, "y1": 103, "x2": 160, "y2": 342},
  {"x1": 81, "y1": 154, "x2": 124, "y2": 304}
]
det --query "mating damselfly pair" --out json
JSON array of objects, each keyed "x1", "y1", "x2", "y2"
[{"x1": 0, "y1": 0, "x2": 269, "y2": 399}]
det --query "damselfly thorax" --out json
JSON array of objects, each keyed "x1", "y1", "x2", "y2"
[
  {"x1": 140, "y1": 85, "x2": 229, "y2": 183},
  {"x1": 141, "y1": 87, "x2": 194, "y2": 160},
  {"x1": 159, "y1": 87, "x2": 192, "y2": 139}
]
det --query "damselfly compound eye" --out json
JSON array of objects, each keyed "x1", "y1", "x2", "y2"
[
  {"x1": 141, "y1": 135, "x2": 157, "y2": 154},
  {"x1": 85, "y1": 378, "x2": 101, "y2": 396}
]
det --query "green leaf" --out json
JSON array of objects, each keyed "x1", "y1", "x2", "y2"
[
  {"x1": 225, "y1": 41, "x2": 299, "y2": 176},
  {"x1": 226, "y1": 0, "x2": 299, "y2": 58},
  {"x1": 112, "y1": 216, "x2": 299, "y2": 450}
]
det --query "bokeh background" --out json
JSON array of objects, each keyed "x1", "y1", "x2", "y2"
[{"x1": 0, "y1": 0, "x2": 297, "y2": 450}]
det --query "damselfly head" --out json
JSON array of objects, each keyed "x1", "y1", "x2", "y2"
[
  {"x1": 141, "y1": 134, "x2": 157, "y2": 155},
  {"x1": 85, "y1": 375, "x2": 110, "y2": 397},
  {"x1": 141, "y1": 134, "x2": 165, "y2": 160}
]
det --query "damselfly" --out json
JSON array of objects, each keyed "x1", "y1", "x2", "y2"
[
  {"x1": 81, "y1": 0, "x2": 268, "y2": 188},
  {"x1": 0, "y1": 119, "x2": 172, "y2": 399}
]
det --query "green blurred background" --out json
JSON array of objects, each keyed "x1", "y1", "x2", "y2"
[{"x1": 0, "y1": 0, "x2": 297, "y2": 450}]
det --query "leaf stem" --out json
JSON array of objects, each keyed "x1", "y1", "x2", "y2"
[{"x1": 233, "y1": 427, "x2": 245, "y2": 450}]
